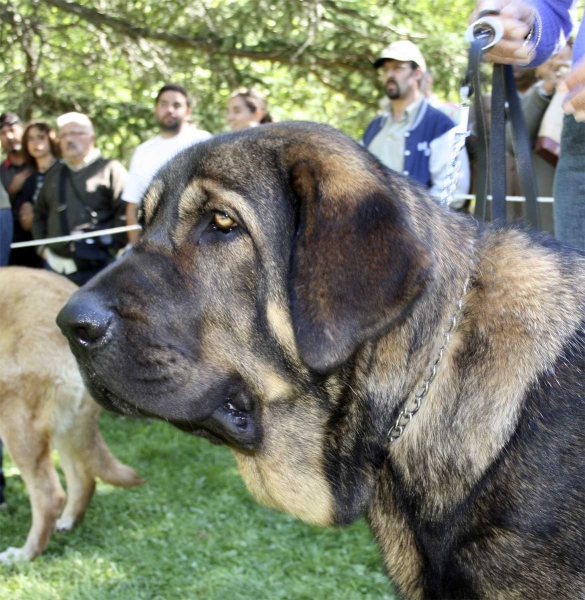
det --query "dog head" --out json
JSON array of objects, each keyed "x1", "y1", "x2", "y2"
[{"x1": 57, "y1": 122, "x2": 434, "y2": 525}]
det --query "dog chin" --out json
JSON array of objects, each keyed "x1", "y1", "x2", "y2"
[
  {"x1": 83, "y1": 374, "x2": 145, "y2": 418},
  {"x1": 81, "y1": 367, "x2": 262, "y2": 452}
]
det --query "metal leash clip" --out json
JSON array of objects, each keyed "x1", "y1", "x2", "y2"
[{"x1": 464, "y1": 10, "x2": 505, "y2": 50}]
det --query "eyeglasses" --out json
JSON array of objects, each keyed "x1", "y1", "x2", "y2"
[{"x1": 381, "y1": 63, "x2": 413, "y2": 75}]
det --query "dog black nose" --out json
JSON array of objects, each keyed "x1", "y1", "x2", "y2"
[{"x1": 57, "y1": 294, "x2": 113, "y2": 348}]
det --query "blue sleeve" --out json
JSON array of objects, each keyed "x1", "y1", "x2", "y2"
[
  {"x1": 528, "y1": 0, "x2": 574, "y2": 66},
  {"x1": 427, "y1": 105, "x2": 456, "y2": 137}
]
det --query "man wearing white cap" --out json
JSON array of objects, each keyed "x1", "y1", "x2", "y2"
[
  {"x1": 362, "y1": 40, "x2": 470, "y2": 207},
  {"x1": 32, "y1": 112, "x2": 128, "y2": 285}
]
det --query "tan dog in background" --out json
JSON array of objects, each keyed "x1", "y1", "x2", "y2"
[{"x1": 0, "y1": 267, "x2": 142, "y2": 564}]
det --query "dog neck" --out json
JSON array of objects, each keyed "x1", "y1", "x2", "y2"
[{"x1": 386, "y1": 272, "x2": 473, "y2": 443}]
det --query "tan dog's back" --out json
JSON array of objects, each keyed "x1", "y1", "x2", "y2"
[{"x1": 0, "y1": 267, "x2": 142, "y2": 563}]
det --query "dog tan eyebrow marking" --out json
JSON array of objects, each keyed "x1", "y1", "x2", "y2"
[
  {"x1": 199, "y1": 180, "x2": 258, "y2": 231},
  {"x1": 141, "y1": 179, "x2": 164, "y2": 224},
  {"x1": 173, "y1": 180, "x2": 207, "y2": 244},
  {"x1": 173, "y1": 179, "x2": 257, "y2": 247}
]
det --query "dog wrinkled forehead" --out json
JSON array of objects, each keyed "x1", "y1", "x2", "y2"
[
  {"x1": 165, "y1": 121, "x2": 379, "y2": 190},
  {"x1": 140, "y1": 126, "x2": 287, "y2": 223},
  {"x1": 142, "y1": 121, "x2": 383, "y2": 226}
]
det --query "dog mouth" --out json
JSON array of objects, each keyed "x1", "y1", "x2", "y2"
[
  {"x1": 82, "y1": 366, "x2": 261, "y2": 451},
  {"x1": 174, "y1": 400, "x2": 252, "y2": 446},
  {"x1": 79, "y1": 365, "x2": 140, "y2": 417}
]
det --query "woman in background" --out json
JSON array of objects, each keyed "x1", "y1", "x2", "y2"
[
  {"x1": 226, "y1": 88, "x2": 273, "y2": 131},
  {"x1": 12, "y1": 120, "x2": 61, "y2": 267}
]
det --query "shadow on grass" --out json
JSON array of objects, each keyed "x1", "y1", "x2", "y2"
[{"x1": 0, "y1": 413, "x2": 396, "y2": 600}]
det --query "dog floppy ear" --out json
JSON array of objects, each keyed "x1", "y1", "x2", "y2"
[{"x1": 288, "y1": 153, "x2": 434, "y2": 373}]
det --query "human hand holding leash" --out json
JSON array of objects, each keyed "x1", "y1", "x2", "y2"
[
  {"x1": 470, "y1": 0, "x2": 585, "y2": 121},
  {"x1": 469, "y1": 0, "x2": 534, "y2": 64}
]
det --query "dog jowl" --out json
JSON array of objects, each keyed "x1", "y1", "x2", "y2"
[{"x1": 57, "y1": 122, "x2": 585, "y2": 598}]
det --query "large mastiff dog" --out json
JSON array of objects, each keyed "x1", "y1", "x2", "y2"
[
  {"x1": 58, "y1": 123, "x2": 585, "y2": 598},
  {"x1": 0, "y1": 268, "x2": 142, "y2": 563}
]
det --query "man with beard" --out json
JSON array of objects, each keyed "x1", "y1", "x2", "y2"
[
  {"x1": 362, "y1": 41, "x2": 470, "y2": 207},
  {"x1": 123, "y1": 84, "x2": 212, "y2": 243},
  {"x1": 32, "y1": 112, "x2": 127, "y2": 285}
]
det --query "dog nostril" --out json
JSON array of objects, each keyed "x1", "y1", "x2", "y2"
[
  {"x1": 57, "y1": 295, "x2": 113, "y2": 348},
  {"x1": 75, "y1": 326, "x2": 92, "y2": 344},
  {"x1": 66, "y1": 314, "x2": 111, "y2": 347},
  {"x1": 74, "y1": 323, "x2": 106, "y2": 345}
]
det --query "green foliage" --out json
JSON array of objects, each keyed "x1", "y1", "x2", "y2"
[
  {"x1": 0, "y1": 413, "x2": 396, "y2": 599},
  {"x1": 0, "y1": 0, "x2": 480, "y2": 163}
]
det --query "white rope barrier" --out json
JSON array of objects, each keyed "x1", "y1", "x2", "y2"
[
  {"x1": 10, "y1": 194, "x2": 554, "y2": 250},
  {"x1": 456, "y1": 194, "x2": 554, "y2": 203},
  {"x1": 10, "y1": 225, "x2": 142, "y2": 249}
]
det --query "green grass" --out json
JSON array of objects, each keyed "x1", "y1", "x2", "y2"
[{"x1": 0, "y1": 413, "x2": 396, "y2": 599}]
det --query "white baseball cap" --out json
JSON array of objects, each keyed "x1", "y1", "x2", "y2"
[
  {"x1": 57, "y1": 112, "x2": 94, "y2": 132},
  {"x1": 373, "y1": 40, "x2": 427, "y2": 72}
]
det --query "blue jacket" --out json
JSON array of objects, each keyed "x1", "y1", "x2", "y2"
[{"x1": 362, "y1": 100, "x2": 457, "y2": 190}]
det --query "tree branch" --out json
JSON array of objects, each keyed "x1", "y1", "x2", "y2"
[
  {"x1": 40, "y1": 0, "x2": 371, "y2": 72},
  {"x1": 321, "y1": 0, "x2": 426, "y2": 40}
]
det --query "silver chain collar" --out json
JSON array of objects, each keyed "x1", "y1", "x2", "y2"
[
  {"x1": 438, "y1": 86, "x2": 471, "y2": 208},
  {"x1": 387, "y1": 276, "x2": 471, "y2": 443}
]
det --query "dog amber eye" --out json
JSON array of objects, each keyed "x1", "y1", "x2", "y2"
[{"x1": 212, "y1": 212, "x2": 238, "y2": 231}]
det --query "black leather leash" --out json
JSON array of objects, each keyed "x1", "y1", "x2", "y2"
[
  {"x1": 502, "y1": 64, "x2": 540, "y2": 227},
  {"x1": 466, "y1": 37, "x2": 490, "y2": 223},
  {"x1": 466, "y1": 16, "x2": 540, "y2": 230}
]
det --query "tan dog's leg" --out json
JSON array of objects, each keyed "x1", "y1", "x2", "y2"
[
  {"x1": 88, "y1": 428, "x2": 144, "y2": 488},
  {"x1": 0, "y1": 423, "x2": 65, "y2": 564},
  {"x1": 79, "y1": 393, "x2": 143, "y2": 489},
  {"x1": 53, "y1": 392, "x2": 142, "y2": 531},
  {"x1": 53, "y1": 444, "x2": 96, "y2": 532}
]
